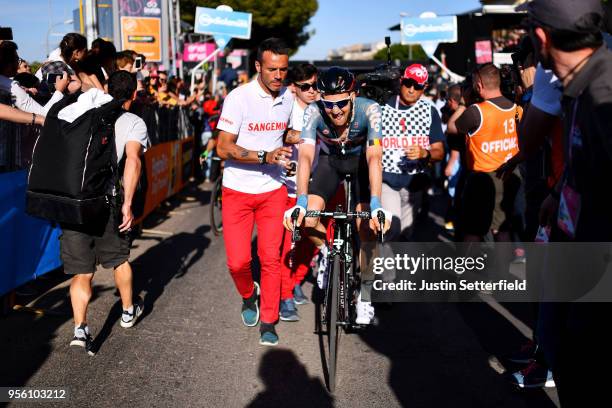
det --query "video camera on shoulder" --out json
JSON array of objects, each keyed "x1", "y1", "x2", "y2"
[{"x1": 358, "y1": 36, "x2": 401, "y2": 105}]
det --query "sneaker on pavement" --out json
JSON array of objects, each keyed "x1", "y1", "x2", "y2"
[
  {"x1": 355, "y1": 292, "x2": 375, "y2": 325},
  {"x1": 505, "y1": 340, "x2": 537, "y2": 364},
  {"x1": 70, "y1": 324, "x2": 95, "y2": 356},
  {"x1": 120, "y1": 296, "x2": 145, "y2": 328},
  {"x1": 259, "y1": 323, "x2": 279, "y2": 346},
  {"x1": 509, "y1": 361, "x2": 555, "y2": 389},
  {"x1": 293, "y1": 284, "x2": 309, "y2": 305},
  {"x1": 279, "y1": 298, "x2": 299, "y2": 322},
  {"x1": 241, "y1": 282, "x2": 260, "y2": 327}
]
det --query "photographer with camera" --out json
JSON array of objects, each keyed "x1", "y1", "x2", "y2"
[
  {"x1": 380, "y1": 64, "x2": 445, "y2": 241},
  {"x1": 0, "y1": 41, "x2": 68, "y2": 116}
]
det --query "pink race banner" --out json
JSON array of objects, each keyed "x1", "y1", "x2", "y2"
[{"x1": 182, "y1": 42, "x2": 217, "y2": 62}]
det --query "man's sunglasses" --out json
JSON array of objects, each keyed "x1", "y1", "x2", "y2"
[
  {"x1": 295, "y1": 82, "x2": 317, "y2": 92},
  {"x1": 401, "y1": 78, "x2": 425, "y2": 90},
  {"x1": 321, "y1": 97, "x2": 351, "y2": 110}
]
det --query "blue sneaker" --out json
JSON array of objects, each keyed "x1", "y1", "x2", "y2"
[
  {"x1": 241, "y1": 282, "x2": 260, "y2": 327},
  {"x1": 293, "y1": 284, "x2": 309, "y2": 305},
  {"x1": 259, "y1": 323, "x2": 279, "y2": 346},
  {"x1": 279, "y1": 298, "x2": 299, "y2": 322}
]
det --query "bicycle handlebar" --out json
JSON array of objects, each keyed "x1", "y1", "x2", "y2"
[{"x1": 304, "y1": 210, "x2": 371, "y2": 220}]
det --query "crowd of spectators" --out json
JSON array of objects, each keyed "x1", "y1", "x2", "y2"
[{"x1": 0, "y1": 32, "x2": 231, "y2": 175}]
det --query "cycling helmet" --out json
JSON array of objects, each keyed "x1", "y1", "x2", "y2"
[{"x1": 316, "y1": 66, "x2": 356, "y2": 95}]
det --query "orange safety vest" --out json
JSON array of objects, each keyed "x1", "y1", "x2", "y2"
[{"x1": 466, "y1": 100, "x2": 522, "y2": 172}]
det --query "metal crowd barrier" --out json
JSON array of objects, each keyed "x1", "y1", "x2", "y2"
[{"x1": 0, "y1": 99, "x2": 194, "y2": 297}]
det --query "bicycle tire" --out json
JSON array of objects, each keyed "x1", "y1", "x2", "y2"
[
  {"x1": 210, "y1": 177, "x2": 223, "y2": 235},
  {"x1": 327, "y1": 254, "x2": 341, "y2": 392}
]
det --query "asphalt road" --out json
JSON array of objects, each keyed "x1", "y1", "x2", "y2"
[{"x1": 0, "y1": 182, "x2": 560, "y2": 408}]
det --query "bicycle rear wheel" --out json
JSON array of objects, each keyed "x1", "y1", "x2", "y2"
[
  {"x1": 327, "y1": 255, "x2": 341, "y2": 392},
  {"x1": 210, "y1": 177, "x2": 223, "y2": 235}
]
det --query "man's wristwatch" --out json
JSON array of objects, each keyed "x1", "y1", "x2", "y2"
[
  {"x1": 257, "y1": 150, "x2": 267, "y2": 164},
  {"x1": 422, "y1": 149, "x2": 431, "y2": 162}
]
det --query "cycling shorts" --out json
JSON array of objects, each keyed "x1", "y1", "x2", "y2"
[{"x1": 309, "y1": 153, "x2": 370, "y2": 205}]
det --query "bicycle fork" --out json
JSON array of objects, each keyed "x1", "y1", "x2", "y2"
[{"x1": 326, "y1": 222, "x2": 354, "y2": 328}]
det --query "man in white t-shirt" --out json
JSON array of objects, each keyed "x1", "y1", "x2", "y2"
[
  {"x1": 216, "y1": 38, "x2": 296, "y2": 346},
  {"x1": 64, "y1": 71, "x2": 149, "y2": 355},
  {"x1": 278, "y1": 63, "x2": 319, "y2": 321}
]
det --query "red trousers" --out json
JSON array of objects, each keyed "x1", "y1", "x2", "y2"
[
  {"x1": 222, "y1": 186, "x2": 287, "y2": 324},
  {"x1": 279, "y1": 187, "x2": 347, "y2": 300}
]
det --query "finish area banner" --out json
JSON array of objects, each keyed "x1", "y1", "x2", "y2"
[{"x1": 136, "y1": 137, "x2": 194, "y2": 224}]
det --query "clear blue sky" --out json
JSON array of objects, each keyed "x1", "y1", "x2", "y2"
[
  {"x1": 293, "y1": 0, "x2": 481, "y2": 60},
  {"x1": 0, "y1": 0, "x2": 78, "y2": 62},
  {"x1": 1, "y1": 0, "x2": 482, "y2": 63}
]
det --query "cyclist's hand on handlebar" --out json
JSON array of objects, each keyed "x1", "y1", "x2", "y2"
[
  {"x1": 283, "y1": 205, "x2": 306, "y2": 231},
  {"x1": 370, "y1": 208, "x2": 392, "y2": 234}
]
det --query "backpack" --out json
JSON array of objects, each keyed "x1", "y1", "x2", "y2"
[{"x1": 26, "y1": 93, "x2": 126, "y2": 225}]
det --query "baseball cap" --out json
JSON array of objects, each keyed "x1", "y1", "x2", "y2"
[
  {"x1": 516, "y1": 0, "x2": 604, "y2": 33},
  {"x1": 402, "y1": 64, "x2": 429, "y2": 86}
]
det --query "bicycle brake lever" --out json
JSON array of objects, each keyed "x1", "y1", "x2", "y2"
[{"x1": 377, "y1": 211, "x2": 385, "y2": 243}]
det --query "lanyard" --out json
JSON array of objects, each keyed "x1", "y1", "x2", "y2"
[{"x1": 568, "y1": 99, "x2": 580, "y2": 163}]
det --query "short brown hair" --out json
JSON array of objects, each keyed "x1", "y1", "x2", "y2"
[
  {"x1": 472, "y1": 63, "x2": 500, "y2": 91},
  {"x1": 115, "y1": 51, "x2": 135, "y2": 69}
]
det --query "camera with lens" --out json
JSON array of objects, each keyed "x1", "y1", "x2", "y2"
[{"x1": 357, "y1": 37, "x2": 402, "y2": 105}]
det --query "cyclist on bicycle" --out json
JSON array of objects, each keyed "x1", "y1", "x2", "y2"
[{"x1": 282, "y1": 66, "x2": 391, "y2": 325}]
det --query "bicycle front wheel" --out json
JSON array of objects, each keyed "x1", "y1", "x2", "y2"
[
  {"x1": 327, "y1": 254, "x2": 341, "y2": 392},
  {"x1": 210, "y1": 178, "x2": 223, "y2": 235}
]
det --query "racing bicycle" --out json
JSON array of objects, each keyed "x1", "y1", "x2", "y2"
[{"x1": 291, "y1": 173, "x2": 384, "y2": 392}]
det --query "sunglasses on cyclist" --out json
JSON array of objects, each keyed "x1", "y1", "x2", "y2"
[
  {"x1": 401, "y1": 78, "x2": 425, "y2": 90},
  {"x1": 321, "y1": 97, "x2": 351, "y2": 110},
  {"x1": 295, "y1": 82, "x2": 317, "y2": 92}
]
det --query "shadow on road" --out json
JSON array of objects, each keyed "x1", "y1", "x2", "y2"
[
  {"x1": 246, "y1": 349, "x2": 334, "y2": 408},
  {"x1": 92, "y1": 224, "x2": 212, "y2": 353},
  {"x1": 0, "y1": 284, "x2": 112, "y2": 387},
  {"x1": 357, "y1": 302, "x2": 557, "y2": 407}
]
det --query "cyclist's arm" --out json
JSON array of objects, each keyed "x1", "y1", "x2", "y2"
[
  {"x1": 296, "y1": 143, "x2": 315, "y2": 197},
  {"x1": 296, "y1": 104, "x2": 321, "y2": 197},
  {"x1": 366, "y1": 144, "x2": 383, "y2": 199},
  {"x1": 365, "y1": 103, "x2": 384, "y2": 200}
]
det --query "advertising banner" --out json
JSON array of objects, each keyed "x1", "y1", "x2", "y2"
[
  {"x1": 400, "y1": 16, "x2": 458, "y2": 45},
  {"x1": 182, "y1": 42, "x2": 217, "y2": 62},
  {"x1": 137, "y1": 137, "x2": 194, "y2": 223},
  {"x1": 475, "y1": 40, "x2": 493, "y2": 64},
  {"x1": 0, "y1": 171, "x2": 62, "y2": 296},
  {"x1": 118, "y1": 0, "x2": 163, "y2": 62},
  {"x1": 194, "y1": 7, "x2": 252, "y2": 39}
]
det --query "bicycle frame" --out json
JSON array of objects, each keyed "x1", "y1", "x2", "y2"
[
  {"x1": 327, "y1": 174, "x2": 357, "y2": 328},
  {"x1": 291, "y1": 173, "x2": 385, "y2": 393}
]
